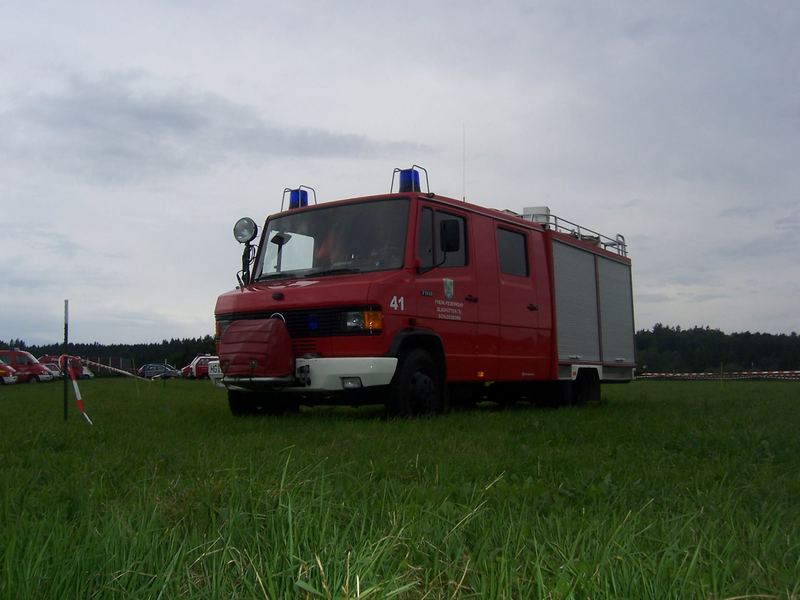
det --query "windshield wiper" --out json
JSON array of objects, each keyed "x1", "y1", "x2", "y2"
[
  {"x1": 305, "y1": 267, "x2": 361, "y2": 277},
  {"x1": 255, "y1": 272, "x2": 301, "y2": 282}
]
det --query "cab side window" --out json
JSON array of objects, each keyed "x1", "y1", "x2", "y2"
[
  {"x1": 417, "y1": 207, "x2": 468, "y2": 270},
  {"x1": 497, "y1": 228, "x2": 528, "y2": 277}
]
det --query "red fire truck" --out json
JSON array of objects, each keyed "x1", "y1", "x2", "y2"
[
  {"x1": 214, "y1": 167, "x2": 634, "y2": 415},
  {"x1": 0, "y1": 349, "x2": 55, "y2": 383}
]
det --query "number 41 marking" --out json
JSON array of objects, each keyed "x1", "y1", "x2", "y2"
[{"x1": 389, "y1": 296, "x2": 405, "y2": 311}]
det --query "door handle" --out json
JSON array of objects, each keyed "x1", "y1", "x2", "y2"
[
  {"x1": 465, "y1": 294, "x2": 479, "y2": 303},
  {"x1": 527, "y1": 303, "x2": 538, "y2": 311}
]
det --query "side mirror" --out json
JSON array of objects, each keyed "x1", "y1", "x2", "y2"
[{"x1": 440, "y1": 219, "x2": 460, "y2": 253}]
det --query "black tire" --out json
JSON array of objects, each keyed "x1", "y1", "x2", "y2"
[
  {"x1": 29, "y1": 376, "x2": 39, "y2": 384},
  {"x1": 228, "y1": 390, "x2": 298, "y2": 416},
  {"x1": 386, "y1": 349, "x2": 444, "y2": 417}
]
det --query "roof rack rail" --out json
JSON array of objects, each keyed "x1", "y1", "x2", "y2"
[{"x1": 520, "y1": 207, "x2": 627, "y2": 256}]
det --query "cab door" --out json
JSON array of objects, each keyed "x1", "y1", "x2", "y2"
[{"x1": 413, "y1": 204, "x2": 479, "y2": 381}]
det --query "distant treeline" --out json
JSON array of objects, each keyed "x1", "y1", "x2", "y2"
[
  {"x1": 636, "y1": 324, "x2": 800, "y2": 373},
  {"x1": 1, "y1": 336, "x2": 216, "y2": 371},
  {"x1": 3, "y1": 325, "x2": 800, "y2": 374}
]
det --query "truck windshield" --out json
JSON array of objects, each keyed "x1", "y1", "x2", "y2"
[{"x1": 254, "y1": 199, "x2": 409, "y2": 280}]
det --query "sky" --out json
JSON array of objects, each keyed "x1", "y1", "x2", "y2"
[{"x1": 1, "y1": 1, "x2": 798, "y2": 345}]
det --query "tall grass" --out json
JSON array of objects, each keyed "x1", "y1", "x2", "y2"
[{"x1": 1, "y1": 379, "x2": 798, "y2": 598}]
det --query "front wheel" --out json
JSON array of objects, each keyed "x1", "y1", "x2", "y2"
[
  {"x1": 386, "y1": 349, "x2": 445, "y2": 417},
  {"x1": 29, "y1": 376, "x2": 39, "y2": 384}
]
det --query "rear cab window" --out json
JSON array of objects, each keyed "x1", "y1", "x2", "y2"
[{"x1": 497, "y1": 227, "x2": 529, "y2": 277}]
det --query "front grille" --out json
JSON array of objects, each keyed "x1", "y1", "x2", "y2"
[
  {"x1": 291, "y1": 339, "x2": 319, "y2": 356},
  {"x1": 284, "y1": 307, "x2": 347, "y2": 338},
  {"x1": 219, "y1": 306, "x2": 380, "y2": 339}
]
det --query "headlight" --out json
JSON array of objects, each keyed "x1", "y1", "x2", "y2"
[
  {"x1": 233, "y1": 217, "x2": 258, "y2": 244},
  {"x1": 343, "y1": 311, "x2": 365, "y2": 330},
  {"x1": 342, "y1": 310, "x2": 383, "y2": 333}
]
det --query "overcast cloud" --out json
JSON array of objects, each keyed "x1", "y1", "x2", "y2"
[
  {"x1": 1, "y1": 0, "x2": 799, "y2": 345},
  {"x1": 0, "y1": 73, "x2": 427, "y2": 183}
]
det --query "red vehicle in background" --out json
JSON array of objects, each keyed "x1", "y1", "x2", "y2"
[
  {"x1": 214, "y1": 166, "x2": 635, "y2": 416},
  {"x1": 180, "y1": 355, "x2": 218, "y2": 379},
  {"x1": 0, "y1": 349, "x2": 54, "y2": 383},
  {"x1": 192, "y1": 355, "x2": 217, "y2": 379},
  {"x1": 0, "y1": 358, "x2": 18, "y2": 384},
  {"x1": 39, "y1": 354, "x2": 84, "y2": 378}
]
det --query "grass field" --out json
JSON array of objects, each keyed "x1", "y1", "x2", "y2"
[{"x1": 1, "y1": 379, "x2": 798, "y2": 599}]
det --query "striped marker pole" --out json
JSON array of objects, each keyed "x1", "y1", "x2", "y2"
[
  {"x1": 63, "y1": 300, "x2": 68, "y2": 421},
  {"x1": 60, "y1": 355, "x2": 93, "y2": 425}
]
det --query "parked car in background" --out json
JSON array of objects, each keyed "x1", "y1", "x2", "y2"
[
  {"x1": 181, "y1": 355, "x2": 219, "y2": 379},
  {"x1": 137, "y1": 363, "x2": 181, "y2": 379},
  {"x1": 82, "y1": 366, "x2": 94, "y2": 379},
  {"x1": 42, "y1": 362, "x2": 64, "y2": 379},
  {"x1": 0, "y1": 358, "x2": 18, "y2": 385},
  {"x1": 0, "y1": 349, "x2": 54, "y2": 383}
]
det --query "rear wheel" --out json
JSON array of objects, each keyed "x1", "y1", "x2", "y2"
[
  {"x1": 386, "y1": 349, "x2": 445, "y2": 417},
  {"x1": 29, "y1": 376, "x2": 39, "y2": 384}
]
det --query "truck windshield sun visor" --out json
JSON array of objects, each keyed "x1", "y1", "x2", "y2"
[{"x1": 254, "y1": 199, "x2": 409, "y2": 280}]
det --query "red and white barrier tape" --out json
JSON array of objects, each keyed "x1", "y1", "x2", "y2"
[
  {"x1": 637, "y1": 370, "x2": 800, "y2": 381},
  {"x1": 82, "y1": 359, "x2": 151, "y2": 381}
]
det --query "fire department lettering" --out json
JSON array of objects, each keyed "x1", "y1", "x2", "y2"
[{"x1": 435, "y1": 298, "x2": 463, "y2": 321}]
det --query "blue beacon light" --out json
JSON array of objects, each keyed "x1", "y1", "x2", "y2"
[
  {"x1": 289, "y1": 188, "x2": 309, "y2": 209},
  {"x1": 398, "y1": 169, "x2": 421, "y2": 193}
]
